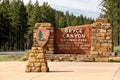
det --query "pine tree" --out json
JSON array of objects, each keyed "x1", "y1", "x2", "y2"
[
  {"x1": 31, "y1": 0, "x2": 41, "y2": 25},
  {"x1": 25, "y1": 0, "x2": 33, "y2": 49},
  {"x1": 9, "y1": 0, "x2": 27, "y2": 50},
  {"x1": 9, "y1": 0, "x2": 18, "y2": 50},
  {"x1": 0, "y1": 0, "x2": 10, "y2": 50},
  {"x1": 27, "y1": 0, "x2": 41, "y2": 35},
  {"x1": 55, "y1": 11, "x2": 59, "y2": 28},
  {"x1": 101, "y1": 0, "x2": 120, "y2": 46},
  {"x1": 26, "y1": 0, "x2": 33, "y2": 26},
  {"x1": 71, "y1": 16, "x2": 78, "y2": 26},
  {"x1": 40, "y1": 2, "x2": 55, "y2": 25},
  {"x1": 59, "y1": 15, "x2": 66, "y2": 28},
  {"x1": 79, "y1": 15, "x2": 84, "y2": 25},
  {"x1": 65, "y1": 11, "x2": 71, "y2": 26},
  {"x1": 26, "y1": 0, "x2": 41, "y2": 49},
  {"x1": 55, "y1": 11, "x2": 66, "y2": 28},
  {"x1": 17, "y1": 0, "x2": 27, "y2": 50}
]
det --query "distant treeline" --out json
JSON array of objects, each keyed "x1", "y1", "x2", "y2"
[{"x1": 0, "y1": 0, "x2": 94, "y2": 51}]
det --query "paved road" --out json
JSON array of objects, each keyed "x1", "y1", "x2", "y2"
[
  {"x1": 0, "y1": 61, "x2": 120, "y2": 80},
  {"x1": 0, "y1": 51, "x2": 25, "y2": 56}
]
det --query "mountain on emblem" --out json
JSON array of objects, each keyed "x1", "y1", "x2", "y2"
[{"x1": 35, "y1": 27, "x2": 50, "y2": 47}]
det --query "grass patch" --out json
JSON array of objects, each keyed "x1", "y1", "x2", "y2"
[
  {"x1": 108, "y1": 59, "x2": 120, "y2": 62},
  {"x1": 0, "y1": 55, "x2": 22, "y2": 62}
]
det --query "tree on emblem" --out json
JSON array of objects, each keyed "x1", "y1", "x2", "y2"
[{"x1": 38, "y1": 30, "x2": 46, "y2": 41}]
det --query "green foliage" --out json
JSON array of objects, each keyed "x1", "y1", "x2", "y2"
[
  {"x1": 25, "y1": 49, "x2": 31, "y2": 56},
  {"x1": 0, "y1": 55, "x2": 22, "y2": 62},
  {"x1": 100, "y1": 0, "x2": 120, "y2": 46},
  {"x1": 114, "y1": 46, "x2": 120, "y2": 53},
  {"x1": 55, "y1": 11, "x2": 66, "y2": 28},
  {"x1": 65, "y1": 11, "x2": 71, "y2": 26},
  {"x1": 0, "y1": 0, "x2": 10, "y2": 50},
  {"x1": 41, "y1": 2, "x2": 55, "y2": 23},
  {"x1": 108, "y1": 59, "x2": 120, "y2": 62},
  {"x1": 0, "y1": 0, "x2": 94, "y2": 51}
]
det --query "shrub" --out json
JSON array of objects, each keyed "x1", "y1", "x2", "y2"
[
  {"x1": 114, "y1": 46, "x2": 120, "y2": 55},
  {"x1": 114, "y1": 46, "x2": 120, "y2": 56}
]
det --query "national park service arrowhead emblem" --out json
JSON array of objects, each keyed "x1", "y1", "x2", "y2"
[{"x1": 35, "y1": 27, "x2": 50, "y2": 47}]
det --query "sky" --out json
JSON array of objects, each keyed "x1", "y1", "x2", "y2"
[{"x1": 23, "y1": 0, "x2": 102, "y2": 19}]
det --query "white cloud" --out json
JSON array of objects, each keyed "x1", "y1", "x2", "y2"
[
  {"x1": 23, "y1": 0, "x2": 102, "y2": 18},
  {"x1": 24, "y1": 0, "x2": 102, "y2": 11}
]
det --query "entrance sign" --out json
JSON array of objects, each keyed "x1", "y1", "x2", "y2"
[
  {"x1": 55, "y1": 25, "x2": 92, "y2": 54},
  {"x1": 32, "y1": 18, "x2": 113, "y2": 56}
]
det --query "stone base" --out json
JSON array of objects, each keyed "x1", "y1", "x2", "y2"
[
  {"x1": 24, "y1": 53, "x2": 117, "y2": 62},
  {"x1": 45, "y1": 53, "x2": 117, "y2": 62},
  {"x1": 46, "y1": 54, "x2": 97, "y2": 62},
  {"x1": 25, "y1": 47, "x2": 49, "y2": 72}
]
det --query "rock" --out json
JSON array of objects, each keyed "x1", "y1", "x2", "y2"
[
  {"x1": 27, "y1": 63, "x2": 34, "y2": 67},
  {"x1": 109, "y1": 57, "x2": 120, "y2": 61},
  {"x1": 34, "y1": 63, "x2": 41, "y2": 67},
  {"x1": 34, "y1": 67, "x2": 41, "y2": 72},
  {"x1": 35, "y1": 23, "x2": 52, "y2": 27},
  {"x1": 99, "y1": 29, "x2": 106, "y2": 33},
  {"x1": 90, "y1": 51, "x2": 99, "y2": 55},
  {"x1": 25, "y1": 67, "x2": 31, "y2": 72},
  {"x1": 37, "y1": 53, "x2": 45, "y2": 59},
  {"x1": 22, "y1": 55, "x2": 28, "y2": 61},
  {"x1": 96, "y1": 18, "x2": 109, "y2": 23},
  {"x1": 28, "y1": 57, "x2": 36, "y2": 63},
  {"x1": 95, "y1": 58, "x2": 109, "y2": 62},
  {"x1": 41, "y1": 66, "x2": 49, "y2": 72},
  {"x1": 29, "y1": 53, "x2": 35, "y2": 57}
]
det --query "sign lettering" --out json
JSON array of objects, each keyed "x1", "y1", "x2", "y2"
[{"x1": 55, "y1": 25, "x2": 92, "y2": 54}]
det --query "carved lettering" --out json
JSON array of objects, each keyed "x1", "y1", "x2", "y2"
[{"x1": 55, "y1": 25, "x2": 92, "y2": 54}]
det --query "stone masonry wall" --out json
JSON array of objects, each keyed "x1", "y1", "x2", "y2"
[
  {"x1": 25, "y1": 18, "x2": 114, "y2": 64},
  {"x1": 90, "y1": 18, "x2": 113, "y2": 56},
  {"x1": 25, "y1": 23, "x2": 53, "y2": 72},
  {"x1": 25, "y1": 47, "x2": 49, "y2": 72}
]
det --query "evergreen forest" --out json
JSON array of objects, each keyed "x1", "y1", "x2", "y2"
[
  {"x1": 0, "y1": 0, "x2": 94, "y2": 51},
  {"x1": 2, "y1": 0, "x2": 120, "y2": 51}
]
